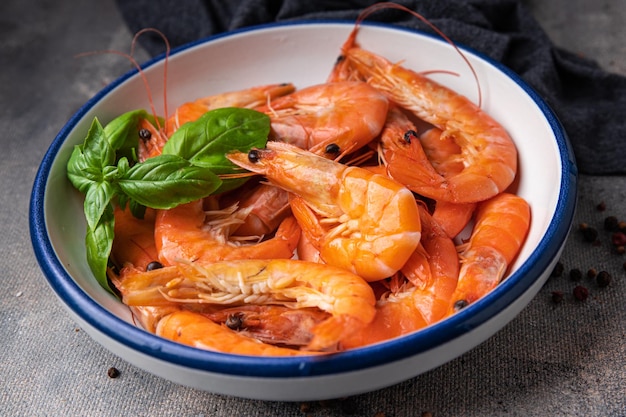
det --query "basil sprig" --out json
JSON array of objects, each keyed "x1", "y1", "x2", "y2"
[{"x1": 66, "y1": 107, "x2": 269, "y2": 294}]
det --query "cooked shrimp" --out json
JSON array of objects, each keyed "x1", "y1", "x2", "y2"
[
  {"x1": 226, "y1": 141, "x2": 422, "y2": 281},
  {"x1": 114, "y1": 258, "x2": 377, "y2": 351},
  {"x1": 206, "y1": 305, "x2": 330, "y2": 348},
  {"x1": 448, "y1": 192, "x2": 531, "y2": 314},
  {"x1": 341, "y1": 205, "x2": 459, "y2": 348},
  {"x1": 114, "y1": 269, "x2": 314, "y2": 356},
  {"x1": 165, "y1": 82, "x2": 296, "y2": 136},
  {"x1": 255, "y1": 81, "x2": 389, "y2": 158},
  {"x1": 154, "y1": 198, "x2": 301, "y2": 266},
  {"x1": 157, "y1": 310, "x2": 319, "y2": 356},
  {"x1": 344, "y1": 47, "x2": 518, "y2": 204},
  {"x1": 108, "y1": 210, "x2": 319, "y2": 355}
]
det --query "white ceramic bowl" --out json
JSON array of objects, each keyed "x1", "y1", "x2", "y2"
[{"x1": 30, "y1": 21, "x2": 577, "y2": 401}]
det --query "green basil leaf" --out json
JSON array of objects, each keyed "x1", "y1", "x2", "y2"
[
  {"x1": 117, "y1": 154, "x2": 222, "y2": 209},
  {"x1": 129, "y1": 199, "x2": 147, "y2": 220},
  {"x1": 67, "y1": 146, "x2": 97, "y2": 193},
  {"x1": 83, "y1": 118, "x2": 116, "y2": 170},
  {"x1": 162, "y1": 107, "x2": 269, "y2": 174},
  {"x1": 85, "y1": 204, "x2": 115, "y2": 295},
  {"x1": 104, "y1": 109, "x2": 147, "y2": 151},
  {"x1": 84, "y1": 181, "x2": 115, "y2": 231}
]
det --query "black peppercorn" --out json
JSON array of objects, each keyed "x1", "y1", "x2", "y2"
[
  {"x1": 581, "y1": 226, "x2": 598, "y2": 242},
  {"x1": 569, "y1": 268, "x2": 583, "y2": 281},
  {"x1": 107, "y1": 367, "x2": 120, "y2": 378},
  {"x1": 550, "y1": 261, "x2": 564, "y2": 277},
  {"x1": 604, "y1": 216, "x2": 619, "y2": 231},
  {"x1": 596, "y1": 271, "x2": 611, "y2": 287}
]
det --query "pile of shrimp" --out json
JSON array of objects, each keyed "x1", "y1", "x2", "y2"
[{"x1": 108, "y1": 3, "x2": 531, "y2": 356}]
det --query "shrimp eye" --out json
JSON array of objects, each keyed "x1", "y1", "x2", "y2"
[
  {"x1": 248, "y1": 149, "x2": 261, "y2": 163},
  {"x1": 325, "y1": 143, "x2": 341, "y2": 155},
  {"x1": 403, "y1": 130, "x2": 418, "y2": 144},
  {"x1": 453, "y1": 299, "x2": 469, "y2": 311},
  {"x1": 225, "y1": 313, "x2": 245, "y2": 330},
  {"x1": 334, "y1": 54, "x2": 345, "y2": 65},
  {"x1": 146, "y1": 261, "x2": 163, "y2": 271},
  {"x1": 138, "y1": 128, "x2": 152, "y2": 141}
]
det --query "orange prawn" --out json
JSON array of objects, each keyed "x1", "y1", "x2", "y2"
[
  {"x1": 341, "y1": 205, "x2": 459, "y2": 348},
  {"x1": 109, "y1": 206, "x2": 321, "y2": 356},
  {"x1": 157, "y1": 310, "x2": 320, "y2": 356},
  {"x1": 114, "y1": 258, "x2": 377, "y2": 352},
  {"x1": 255, "y1": 81, "x2": 389, "y2": 158},
  {"x1": 448, "y1": 192, "x2": 531, "y2": 314},
  {"x1": 154, "y1": 198, "x2": 300, "y2": 266},
  {"x1": 227, "y1": 141, "x2": 422, "y2": 282},
  {"x1": 344, "y1": 46, "x2": 517, "y2": 204}
]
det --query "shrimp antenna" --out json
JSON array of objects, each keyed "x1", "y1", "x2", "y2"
[
  {"x1": 75, "y1": 28, "x2": 171, "y2": 133},
  {"x1": 131, "y1": 28, "x2": 171, "y2": 129},
  {"x1": 354, "y1": 2, "x2": 482, "y2": 108}
]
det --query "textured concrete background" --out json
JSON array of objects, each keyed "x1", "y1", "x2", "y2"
[{"x1": 2, "y1": 1, "x2": 625, "y2": 416}]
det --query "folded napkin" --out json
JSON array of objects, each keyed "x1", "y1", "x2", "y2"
[{"x1": 116, "y1": 0, "x2": 626, "y2": 175}]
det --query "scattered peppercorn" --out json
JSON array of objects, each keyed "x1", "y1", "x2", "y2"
[
  {"x1": 569, "y1": 268, "x2": 583, "y2": 281},
  {"x1": 551, "y1": 291, "x2": 564, "y2": 304},
  {"x1": 619, "y1": 221, "x2": 626, "y2": 234},
  {"x1": 596, "y1": 271, "x2": 611, "y2": 288},
  {"x1": 107, "y1": 367, "x2": 120, "y2": 378},
  {"x1": 604, "y1": 216, "x2": 619, "y2": 231},
  {"x1": 453, "y1": 299, "x2": 469, "y2": 311},
  {"x1": 550, "y1": 261, "x2": 564, "y2": 277},
  {"x1": 421, "y1": 412, "x2": 434, "y2": 417},
  {"x1": 581, "y1": 226, "x2": 599, "y2": 242},
  {"x1": 587, "y1": 268, "x2": 598, "y2": 279},
  {"x1": 299, "y1": 402, "x2": 311, "y2": 413},
  {"x1": 374, "y1": 413, "x2": 386, "y2": 417},
  {"x1": 617, "y1": 246, "x2": 625, "y2": 255},
  {"x1": 596, "y1": 201, "x2": 606, "y2": 211},
  {"x1": 573, "y1": 285, "x2": 589, "y2": 301}
]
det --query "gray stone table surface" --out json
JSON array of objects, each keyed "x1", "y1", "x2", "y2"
[{"x1": 2, "y1": 0, "x2": 625, "y2": 416}]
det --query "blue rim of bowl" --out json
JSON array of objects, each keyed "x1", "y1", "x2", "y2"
[{"x1": 29, "y1": 20, "x2": 578, "y2": 379}]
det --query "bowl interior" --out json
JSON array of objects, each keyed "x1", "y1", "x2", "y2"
[{"x1": 35, "y1": 21, "x2": 574, "y2": 377}]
